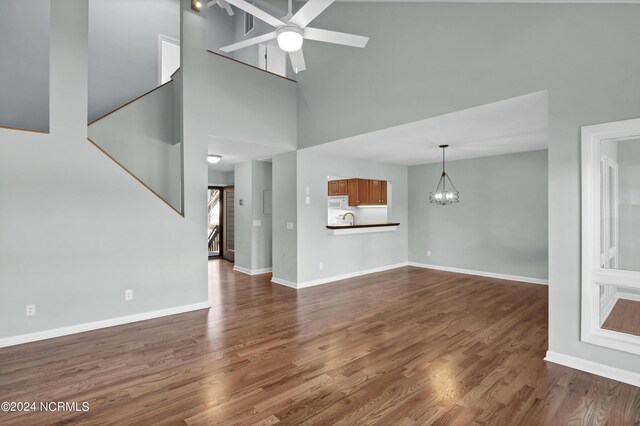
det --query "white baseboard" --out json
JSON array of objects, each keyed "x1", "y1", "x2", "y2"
[
  {"x1": 296, "y1": 262, "x2": 409, "y2": 289},
  {"x1": 0, "y1": 302, "x2": 211, "y2": 349},
  {"x1": 617, "y1": 290, "x2": 640, "y2": 302},
  {"x1": 271, "y1": 277, "x2": 298, "y2": 289},
  {"x1": 233, "y1": 265, "x2": 273, "y2": 276},
  {"x1": 545, "y1": 350, "x2": 640, "y2": 388},
  {"x1": 408, "y1": 262, "x2": 548, "y2": 285}
]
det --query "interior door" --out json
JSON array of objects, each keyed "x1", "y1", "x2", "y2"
[
  {"x1": 223, "y1": 187, "x2": 235, "y2": 262},
  {"x1": 258, "y1": 41, "x2": 287, "y2": 78}
]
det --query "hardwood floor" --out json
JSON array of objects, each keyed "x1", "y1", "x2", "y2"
[
  {"x1": 1, "y1": 261, "x2": 639, "y2": 425},
  {"x1": 603, "y1": 299, "x2": 640, "y2": 337}
]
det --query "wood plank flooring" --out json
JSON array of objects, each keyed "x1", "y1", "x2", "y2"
[
  {"x1": 0, "y1": 260, "x2": 639, "y2": 425},
  {"x1": 603, "y1": 299, "x2": 640, "y2": 337}
]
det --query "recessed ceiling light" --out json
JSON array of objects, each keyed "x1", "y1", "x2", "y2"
[{"x1": 207, "y1": 155, "x2": 223, "y2": 164}]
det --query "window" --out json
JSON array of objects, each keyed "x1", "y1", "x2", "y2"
[{"x1": 244, "y1": 11, "x2": 254, "y2": 35}]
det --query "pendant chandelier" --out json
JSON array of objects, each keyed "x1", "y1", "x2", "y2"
[{"x1": 429, "y1": 144, "x2": 459, "y2": 205}]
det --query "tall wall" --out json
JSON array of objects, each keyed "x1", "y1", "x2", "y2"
[
  {"x1": 409, "y1": 150, "x2": 548, "y2": 280},
  {"x1": 0, "y1": 0, "x2": 208, "y2": 343},
  {"x1": 294, "y1": 2, "x2": 640, "y2": 374},
  {"x1": 88, "y1": 0, "x2": 180, "y2": 122},
  {"x1": 295, "y1": 150, "x2": 408, "y2": 285},
  {"x1": 0, "y1": 0, "x2": 50, "y2": 132},
  {"x1": 272, "y1": 151, "x2": 297, "y2": 284},
  {"x1": 234, "y1": 160, "x2": 272, "y2": 273}
]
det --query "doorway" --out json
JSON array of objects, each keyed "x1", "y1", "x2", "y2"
[
  {"x1": 208, "y1": 186, "x2": 223, "y2": 258},
  {"x1": 222, "y1": 187, "x2": 235, "y2": 262}
]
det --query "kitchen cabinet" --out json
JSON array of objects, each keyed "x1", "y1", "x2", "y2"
[
  {"x1": 330, "y1": 178, "x2": 387, "y2": 205},
  {"x1": 367, "y1": 180, "x2": 387, "y2": 205},
  {"x1": 347, "y1": 179, "x2": 370, "y2": 206},
  {"x1": 328, "y1": 180, "x2": 339, "y2": 196},
  {"x1": 328, "y1": 180, "x2": 349, "y2": 196}
]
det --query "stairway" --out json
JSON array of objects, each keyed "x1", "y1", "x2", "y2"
[{"x1": 87, "y1": 69, "x2": 183, "y2": 214}]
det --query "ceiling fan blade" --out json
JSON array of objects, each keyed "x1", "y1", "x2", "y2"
[
  {"x1": 224, "y1": 0, "x2": 285, "y2": 27},
  {"x1": 289, "y1": 50, "x2": 306, "y2": 74},
  {"x1": 289, "y1": 0, "x2": 334, "y2": 29},
  {"x1": 304, "y1": 27, "x2": 369, "y2": 48},
  {"x1": 219, "y1": 31, "x2": 277, "y2": 52}
]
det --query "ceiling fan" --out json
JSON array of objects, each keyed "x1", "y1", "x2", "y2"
[{"x1": 217, "y1": 0, "x2": 369, "y2": 73}]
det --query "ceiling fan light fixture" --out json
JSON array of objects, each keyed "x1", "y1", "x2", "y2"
[
  {"x1": 207, "y1": 155, "x2": 223, "y2": 164},
  {"x1": 277, "y1": 26, "x2": 303, "y2": 52}
]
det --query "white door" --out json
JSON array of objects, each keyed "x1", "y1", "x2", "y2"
[
  {"x1": 258, "y1": 41, "x2": 287, "y2": 78},
  {"x1": 159, "y1": 35, "x2": 180, "y2": 84}
]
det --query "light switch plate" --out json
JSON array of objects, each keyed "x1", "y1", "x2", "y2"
[
  {"x1": 305, "y1": 196, "x2": 310, "y2": 205},
  {"x1": 306, "y1": 187, "x2": 310, "y2": 195},
  {"x1": 253, "y1": 220, "x2": 262, "y2": 227},
  {"x1": 286, "y1": 222, "x2": 294, "y2": 230}
]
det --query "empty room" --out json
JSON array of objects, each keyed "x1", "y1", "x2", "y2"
[{"x1": 1, "y1": 0, "x2": 640, "y2": 424}]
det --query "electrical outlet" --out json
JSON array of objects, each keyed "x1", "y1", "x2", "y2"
[
  {"x1": 319, "y1": 262, "x2": 324, "y2": 271},
  {"x1": 253, "y1": 219, "x2": 262, "y2": 227},
  {"x1": 125, "y1": 289, "x2": 133, "y2": 301},
  {"x1": 427, "y1": 250, "x2": 431, "y2": 257},
  {"x1": 26, "y1": 304, "x2": 36, "y2": 316},
  {"x1": 286, "y1": 222, "x2": 294, "y2": 230}
]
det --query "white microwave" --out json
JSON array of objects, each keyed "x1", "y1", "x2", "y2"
[{"x1": 328, "y1": 196, "x2": 349, "y2": 209}]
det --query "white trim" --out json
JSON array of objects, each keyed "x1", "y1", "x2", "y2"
[
  {"x1": 271, "y1": 277, "x2": 298, "y2": 289},
  {"x1": 544, "y1": 351, "x2": 640, "y2": 388},
  {"x1": 408, "y1": 262, "x2": 548, "y2": 285},
  {"x1": 0, "y1": 302, "x2": 210, "y2": 349},
  {"x1": 233, "y1": 265, "x2": 273, "y2": 275},
  {"x1": 617, "y1": 290, "x2": 640, "y2": 302},
  {"x1": 296, "y1": 262, "x2": 409, "y2": 289}
]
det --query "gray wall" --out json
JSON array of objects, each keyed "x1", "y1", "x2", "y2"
[
  {"x1": 409, "y1": 150, "x2": 548, "y2": 280},
  {"x1": 252, "y1": 160, "x2": 273, "y2": 270},
  {"x1": 296, "y1": 149, "x2": 408, "y2": 284},
  {"x1": 617, "y1": 139, "x2": 640, "y2": 272},
  {"x1": 294, "y1": 2, "x2": 640, "y2": 373},
  {"x1": 88, "y1": 0, "x2": 180, "y2": 122},
  {"x1": 203, "y1": 52, "x2": 297, "y2": 149},
  {"x1": 0, "y1": 0, "x2": 50, "y2": 132},
  {"x1": 234, "y1": 160, "x2": 272, "y2": 271},
  {"x1": 234, "y1": 161, "x2": 252, "y2": 270},
  {"x1": 0, "y1": 0, "x2": 207, "y2": 341},
  {"x1": 208, "y1": 169, "x2": 234, "y2": 186},
  {"x1": 88, "y1": 81, "x2": 182, "y2": 211},
  {"x1": 272, "y1": 151, "x2": 297, "y2": 283}
]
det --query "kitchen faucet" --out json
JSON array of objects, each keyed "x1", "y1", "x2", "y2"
[{"x1": 342, "y1": 212, "x2": 356, "y2": 226}]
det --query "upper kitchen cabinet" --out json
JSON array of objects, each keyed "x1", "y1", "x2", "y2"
[
  {"x1": 328, "y1": 179, "x2": 349, "y2": 196},
  {"x1": 347, "y1": 179, "x2": 370, "y2": 206},
  {"x1": 369, "y1": 180, "x2": 387, "y2": 205}
]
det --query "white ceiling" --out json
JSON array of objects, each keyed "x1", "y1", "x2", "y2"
[
  {"x1": 306, "y1": 91, "x2": 548, "y2": 166},
  {"x1": 207, "y1": 137, "x2": 292, "y2": 172}
]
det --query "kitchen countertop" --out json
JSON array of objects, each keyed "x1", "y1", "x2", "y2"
[{"x1": 326, "y1": 222, "x2": 400, "y2": 230}]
